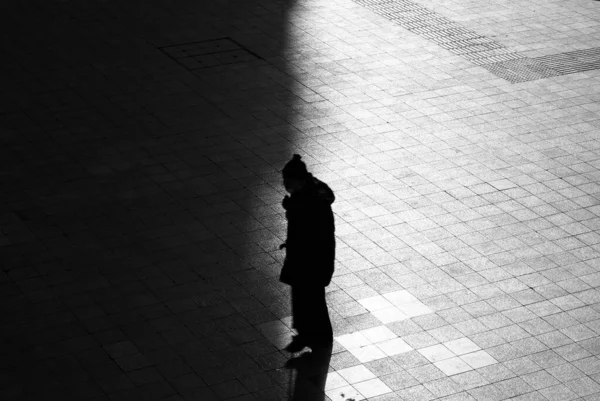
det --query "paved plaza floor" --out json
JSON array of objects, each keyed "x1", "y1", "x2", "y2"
[{"x1": 2, "y1": 0, "x2": 600, "y2": 400}]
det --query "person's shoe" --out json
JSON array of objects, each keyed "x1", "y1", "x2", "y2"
[{"x1": 284, "y1": 336, "x2": 307, "y2": 353}]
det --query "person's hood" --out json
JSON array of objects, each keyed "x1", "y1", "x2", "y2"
[
  {"x1": 285, "y1": 173, "x2": 335, "y2": 209},
  {"x1": 311, "y1": 174, "x2": 335, "y2": 205}
]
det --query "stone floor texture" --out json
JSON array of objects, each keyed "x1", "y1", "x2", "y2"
[{"x1": 2, "y1": 0, "x2": 600, "y2": 400}]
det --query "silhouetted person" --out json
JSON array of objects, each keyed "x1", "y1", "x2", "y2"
[{"x1": 279, "y1": 154, "x2": 335, "y2": 353}]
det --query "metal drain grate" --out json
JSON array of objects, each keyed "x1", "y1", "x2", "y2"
[
  {"x1": 534, "y1": 47, "x2": 600, "y2": 75},
  {"x1": 482, "y1": 47, "x2": 600, "y2": 83},
  {"x1": 158, "y1": 38, "x2": 262, "y2": 70},
  {"x1": 354, "y1": 0, "x2": 600, "y2": 82},
  {"x1": 481, "y1": 58, "x2": 559, "y2": 83}
]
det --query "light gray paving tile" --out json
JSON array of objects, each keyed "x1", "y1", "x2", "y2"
[
  {"x1": 511, "y1": 337, "x2": 549, "y2": 357},
  {"x1": 403, "y1": 331, "x2": 440, "y2": 349},
  {"x1": 486, "y1": 343, "x2": 524, "y2": 362},
  {"x1": 554, "y1": 343, "x2": 593, "y2": 363},
  {"x1": 503, "y1": 357, "x2": 543, "y2": 377},
  {"x1": 494, "y1": 377, "x2": 535, "y2": 398},
  {"x1": 392, "y1": 350, "x2": 431, "y2": 370},
  {"x1": 561, "y1": 324, "x2": 597, "y2": 342},
  {"x1": 568, "y1": 307, "x2": 600, "y2": 324},
  {"x1": 564, "y1": 376, "x2": 600, "y2": 397},
  {"x1": 428, "y1": 325, "x2": 465, "y2": 342},
  {"x1": 546, "y1": 362, "x2": 586, "y2": 382},
  {"x1": 364, "y1": 357, "x2": 403, "y2": 376},
  {"x1": 495, "y1": 324, "x2": 531, "y2": 342},
  {"x1": 545, "y1": 312, "x2": 585, "y2": 331},
  {"x1": 522, "y1": 369, "x2": 561, "y2": 390},
  {"x1": 520, "y1": 318, "x2": 556, "y2": 336},
  {"x1": 379, "y1": 369, "x2": 419, "y2": 391},
  {"x1": 529, "y1": 350, "x2": 569, "y2": 370},
  {"x1": 476, "y1": 363, "x2": 518, "y2": 384},
  {"x1": 400, "y1": 384, "x2": 437, "y2": 401},
  {"x1": 423, "y1": 376, "x2": 464, "y2": 398},
  {"x1": 467, "y1": 383, "x2": 505, "y2": 401},
  {"x1": 453, "y1": 319, "x2": 489, "y2": 336},
  {"x1": 537, "y1": 330, "x2": 574, "y2": 348},
  {"x1": 502, "y1": 306, "x2": 536, "y2": 324},
  {"x1": 538, "y1": 383, "x2": 579, "y2": 401},
  {"x1": 470, "y1": 331, "x2": 506, "y2": 349}
]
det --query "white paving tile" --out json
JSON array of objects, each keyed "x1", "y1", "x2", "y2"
[
  {"x1": 435, "y1": 357, "x2": 474, "y2": 376},
  {"x1": 383, "y1": 290, "x2": 420, "y2": 306},
  {"x1": 348, "y1": 344, "x2": 388, "y2": 363},
  {"x1": 361, "y1": 325, "x2": 398, "y2": 343},
  {"x1": 354, "y1": 378, "x2": 393, "y2": 398},
  {"x1": 377, "y1": 337, "x2": 414, "y2": 356},
  {"x1": 460, "y1": 350, "x2": 498, "y2": 369},
  {"x1": 337, "y1": 365, "x2": 376, "y2": 384},
  {"x1": 418, "y1": 344, "x2": 456, "y2": 362},
  {"x1": 372, "y1": 306, "x2": 409, "y2": 323},
  {"x1": 326, "y1": 385, "x2": 365, "y2": 401},
  {"x1": 444, "y1": 337, "x2": 481, "y2": 355},
  {"x1": 398, "y1": 302, "x2": 433, "y2": 318},
  {"x1": 336, "y1": 332, "x2": 372, "y2": 350},
  {"x1": 358, "y1": 295, "x2": 394, "y2": 311},
  {"x1": 324, "y1": 372, "x2": 350, "y2": 391}
]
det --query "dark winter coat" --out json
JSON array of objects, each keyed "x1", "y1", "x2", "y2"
[{"x1": 280, "y1": 174, "x2": 335, "y2": 287}]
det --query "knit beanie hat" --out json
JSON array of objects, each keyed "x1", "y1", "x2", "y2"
[{"x1": 282, "y1": 154, "x2": 308, "y2": 179}]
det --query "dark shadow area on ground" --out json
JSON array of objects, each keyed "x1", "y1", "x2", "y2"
[{"x1": 0, "y1": 0, "x2": 304, "y2": 399}]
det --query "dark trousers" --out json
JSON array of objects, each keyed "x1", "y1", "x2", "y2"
[{"x1": 291, "y1": 285, "x2": 333, "y2": 342}]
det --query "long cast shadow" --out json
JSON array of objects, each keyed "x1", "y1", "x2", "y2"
[
  {"x1": 0, "y1": 0, "x2": 303, "y2": 399},
  {"x1": 285, "y1": 345, "x2": 333, "y2": 401}
]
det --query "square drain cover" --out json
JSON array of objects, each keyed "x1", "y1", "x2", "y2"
[{"x1": 159, "y1": 38, "x2": 261, "y2": 70}]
